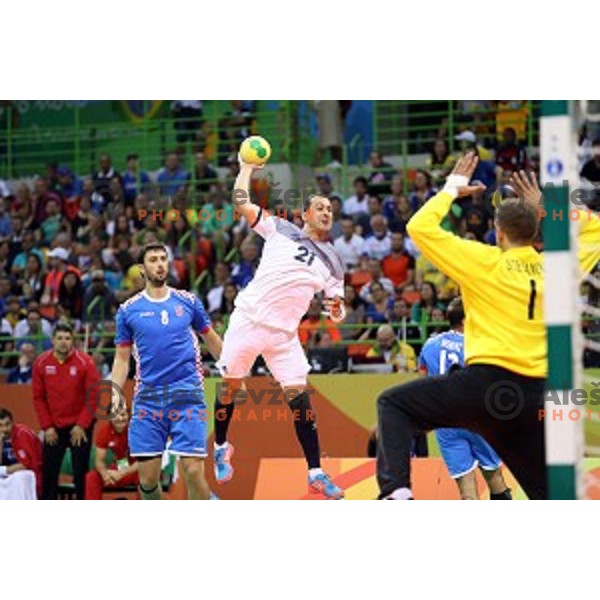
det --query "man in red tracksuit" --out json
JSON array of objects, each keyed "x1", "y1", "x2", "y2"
[
  {"x1": 0, "y1": 407, "x2": 43, "y2": 499},
  {"x1": 32, "y1": 322, "x2": 100, "y2": 500},
  {"x1": 85, "y1": 409, "x2": 139, "y2": 500}
]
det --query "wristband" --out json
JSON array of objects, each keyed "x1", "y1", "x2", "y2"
[
  {"x1": 443, "y1": 174, "x2": 469, "y2": 199},
  {"x1": 0, "y1": 466, "x2": 7, "y2": 477}
]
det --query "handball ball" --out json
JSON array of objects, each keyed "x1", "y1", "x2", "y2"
[{"x1": 239, "y1": 136, "x2": 272, "y2": 166}]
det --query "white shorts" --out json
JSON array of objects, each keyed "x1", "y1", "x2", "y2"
[
  {"x1": 216, "y1": 309, "x2": 310, "y2": 388},
  {"x1": 0, "y1": 470, "x2": 37, "y2": 500}
]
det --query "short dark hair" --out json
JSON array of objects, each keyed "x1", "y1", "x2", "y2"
[
  {"x1": 138, "y1": 242, "x2": 168, "y2": 265},
  {"x1": 592, "y1": 138, "x2": 600, "y2": 147},
  {"x1": 495, "y1": 198, "x2": 539, "y2": 244},
  {"x1": 53, "y1": 322, "x2": 74, "y2": 337},
  {"x1": 303, "y1": 194, "x2": 330, "y2": 213},
  {"x1": 447, "y1": 297, "x2": 465, "y2": 328},
  {"x1": 0, "y1": 408, "x2": 13, "y2": 421},
  {"x1": 354, "y1": 176, "x2": 368, "y2": 187},
  {"x1": 127, "y1": 153, "x2": 139, "y2": 161}
]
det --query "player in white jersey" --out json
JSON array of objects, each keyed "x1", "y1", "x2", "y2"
[{"x1": 214, "y1": 157, "x2": 346, "y2": 499}]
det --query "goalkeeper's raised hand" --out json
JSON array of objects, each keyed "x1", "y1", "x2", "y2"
[{"x1": 444, "y1": 151, "x2": 486, "y2": 198}]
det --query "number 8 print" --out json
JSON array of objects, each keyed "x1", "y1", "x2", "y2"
[{"x1": 161, "y1": 310, "x2": 169, "y2": 325}]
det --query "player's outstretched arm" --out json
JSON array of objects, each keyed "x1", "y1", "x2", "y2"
[
  {"x1": 232, "y1": 157, "x2": 263, "y2": 226},
  {"x1": 511, "y1": 170, "x2": 600, "y2": 276},
  {"x1": 406, "y1": 153, "x2": 494, "y2": 285},
  {"x1": 201, "y1": 327, "x2": 223, "y2": 361}
]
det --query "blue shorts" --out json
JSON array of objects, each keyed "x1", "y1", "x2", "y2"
[
  {"x1": 129, "y1": 396, "x2": 208, "y2": 458},
  {"x1": 435, "y1": 428, "x2": 502, "y2": 479}
]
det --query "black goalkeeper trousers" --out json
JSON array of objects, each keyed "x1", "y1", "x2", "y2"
[{"x1": 376, "y1": 364, "x2": 547, "y2": 500}]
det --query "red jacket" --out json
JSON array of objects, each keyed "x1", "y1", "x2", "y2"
[
  {"x1": 10, "y1": 423, "x2": 43, "y2": 497},
  {"x1": 32, "y1": 349, "x2": 100, "y2": 430}
]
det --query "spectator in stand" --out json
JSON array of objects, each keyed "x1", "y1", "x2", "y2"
[
  {"x1": 334, "y1": 217, "x2": 365, "y2": 270},
  {"x1": 0, "y1": 275, "x2": 12, "y2": 313},
  {"x1": 427, "y1": 306, "x2": 448, "y2": 337},
  {"x1": 368, "y1": 151, "x2": 394, "y2": 196},
  {"x1": 58, "y1": 271, "x2": 83, "y2": 320},
  {"x1": 0, "y1": 407, "x2": 43, "y2": 500},
  {"x1": 46, "y1": 163, "x2": 61, "y2": 194},
  {"x1": 202, "y1": 192, "x2": 235, "y2": 237},
  {"x1": 344, "y1": 176, "x2": 371, "y2": 216},
  {"x1": 157, "y1": 151, "x2": 190, "y2": 198},
  {"x1": 315, "y1": 173, "x2": 340, "y2": 199},
  {"x1": 359, "y1": 282, "x2": 395, "y2": 342},
  {"x1": 11, "y1": 183, "x2": 32, "y2": 223},
  {"x1": 172, "y1": 100, "x2": 204, "y2": 145},
  {"x1": 408, "y1": 170, "x2": 436, "y2": 212},
  {"x1": 219, "y1": 282, "x2": 239, "y2": 316},
  {"x1": 366, "y1": 324, "x2": 417, "y2": 373},
  {"x1": 0, "y1": 198, "x2": 12, "y2": 241},
  {"x1": 231, "y1": 238, "x2": 259, "y2": 288},
  {"x1": 415, "y1": 248, "x2": 459, "y2": 301},
  {"x1": 83, "y1": 269, "x2": 117, "y2": 323},
  {"x1": 328, "y1": 195, "x2": 345, "y2": 240},
  {"x1": 355, "y1": 195, "x2": 383, "y2": 237},
  {"x1": 15, "y1": 307, "x2": 52, "y2": 352},
  {"x1": 85, "y1": 408, "x2": 139, "y2": 500},
  {"x1": 40, "y1": 247, "x2": 80, "y2": 317},
  {"x1": 299, "y1": 297, "x2": 342, "y2": 348},
  {"x1": 194, "y1": 152, "x2": 219, "y2": 194},
  {"x1": 10, "y1": 230, "x2": 44, "y2": 278},
  {"x1": 426, "y1": 139, "x2": 455, "y2": 185},
  {"x1": 18, "y1": 253, "x2": 45, "y2": 302},
  {"x1": 32, "y1": 322, "x2": 99, "y2": 500},
  {"x1": 580, "y1": 139, "x2": 600, "y2": 184},
  {"x1": 56, "y1": 166, "x2": 83, "y2": 201},
  {"x1": 219, "y1": 100, "x2": 255, "y2": 165},
  {"x1": 411, "y1": 281, "x2": 445, "y2": 326},
  {"x1": 454, "y1": 131, "x2": 496, "y2": 187},
  {"x1": 495, "y1": 127, "x2": 528, "y2": 177},
  {"x1": 93, "y1": 153, "x2": 120, "y2": 206},
  {"x1": 389, "y1": 299, "x2": 421, "y2": 342},
  {"x1": 121, "y1": 154, "x2": 151, "y2": 207},
  {"x1": 39, "y1": 199, "x2": 64, "y2": 245},
  {"x1": 383, "y1": 175, "x2": 405, "y2": 219},
  {"x1": 32, "y1": 177, "x2": 62, "y2": 228},
  {"x1": 1, "y1": 296, "x2": 23, "y2": 334},
  {"x1": 454, "y1": 129, "x2": 493, "y2": 161},
  {"x1": 381, "y1": 232, "x2": 415, "y2": 289},
  {"x1": 82, "y1": 177, "x2": 108, "y2": 215},
  {"x1": 361, "y1": 214, "x2": 391, "y2": 260},
  {"x1": 7, "y1": 342, "x2": 36, "y2": 384},
  {"x1": 313, "y1": 100, "x2": 347, "y2": 167},
  {"x1": 340, "y1": 284, "x2": 365, "y2": 340},
  {"x1": 207, "y1": 261, "x2": 232, "y2": 314},
  {"x1": 459, "y1": 183, "x2": 493, "y2": 241},
  {"x1": 7, "y1": 215, "x2": 24, "y2": 264},
  {"x1": 359, "y1": 258, "x2": 394, "y2": 302}
]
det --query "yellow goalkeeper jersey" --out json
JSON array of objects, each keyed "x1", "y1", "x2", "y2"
[{"x1": 407, "y1": 192, "x2": 600, "y2": 378}]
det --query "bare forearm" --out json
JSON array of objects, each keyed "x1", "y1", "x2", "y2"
[
  {"x1": 7, "y1": 463, "x2": 26, "y2": 475},
  {"x1": 110, "y1": 356, "x2": 129, "y2": 390},
  {"x1": 232, "y1": 165, "x2": 259, "y2": 223}
]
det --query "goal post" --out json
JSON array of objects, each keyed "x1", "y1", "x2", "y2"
[{"x1": 540, "y1": 100, "x2": 584, "y2": 499}]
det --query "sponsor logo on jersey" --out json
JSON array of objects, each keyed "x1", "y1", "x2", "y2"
[
  {"x1": 45, "y1": 365, "x2": 57, "y2": 375},
  {"x1": 140, "y1": 311, "x2": 155, "y2": 317}
]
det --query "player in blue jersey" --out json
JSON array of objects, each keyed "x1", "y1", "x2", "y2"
[
  {"x1": 110, "y1": 243, "x2": 223, "y2": 500},
  {"x1": 418, "y1": 297, "x2": 511, "y2": 500}
]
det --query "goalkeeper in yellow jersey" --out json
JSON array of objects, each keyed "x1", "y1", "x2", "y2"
[{"x1": 377, "y1": 153, "x2": 600, "y2": 500}]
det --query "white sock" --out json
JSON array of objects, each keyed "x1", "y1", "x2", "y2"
[
  {"x1": 309, "y1": 468, "x2": 323, "y2": 477},
  {"x1": 214, "y1": 441, "x2": 229, "y2": 451},
  {"x1": 386, "y1": 487, "x2": 413, "y2": 500}
]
